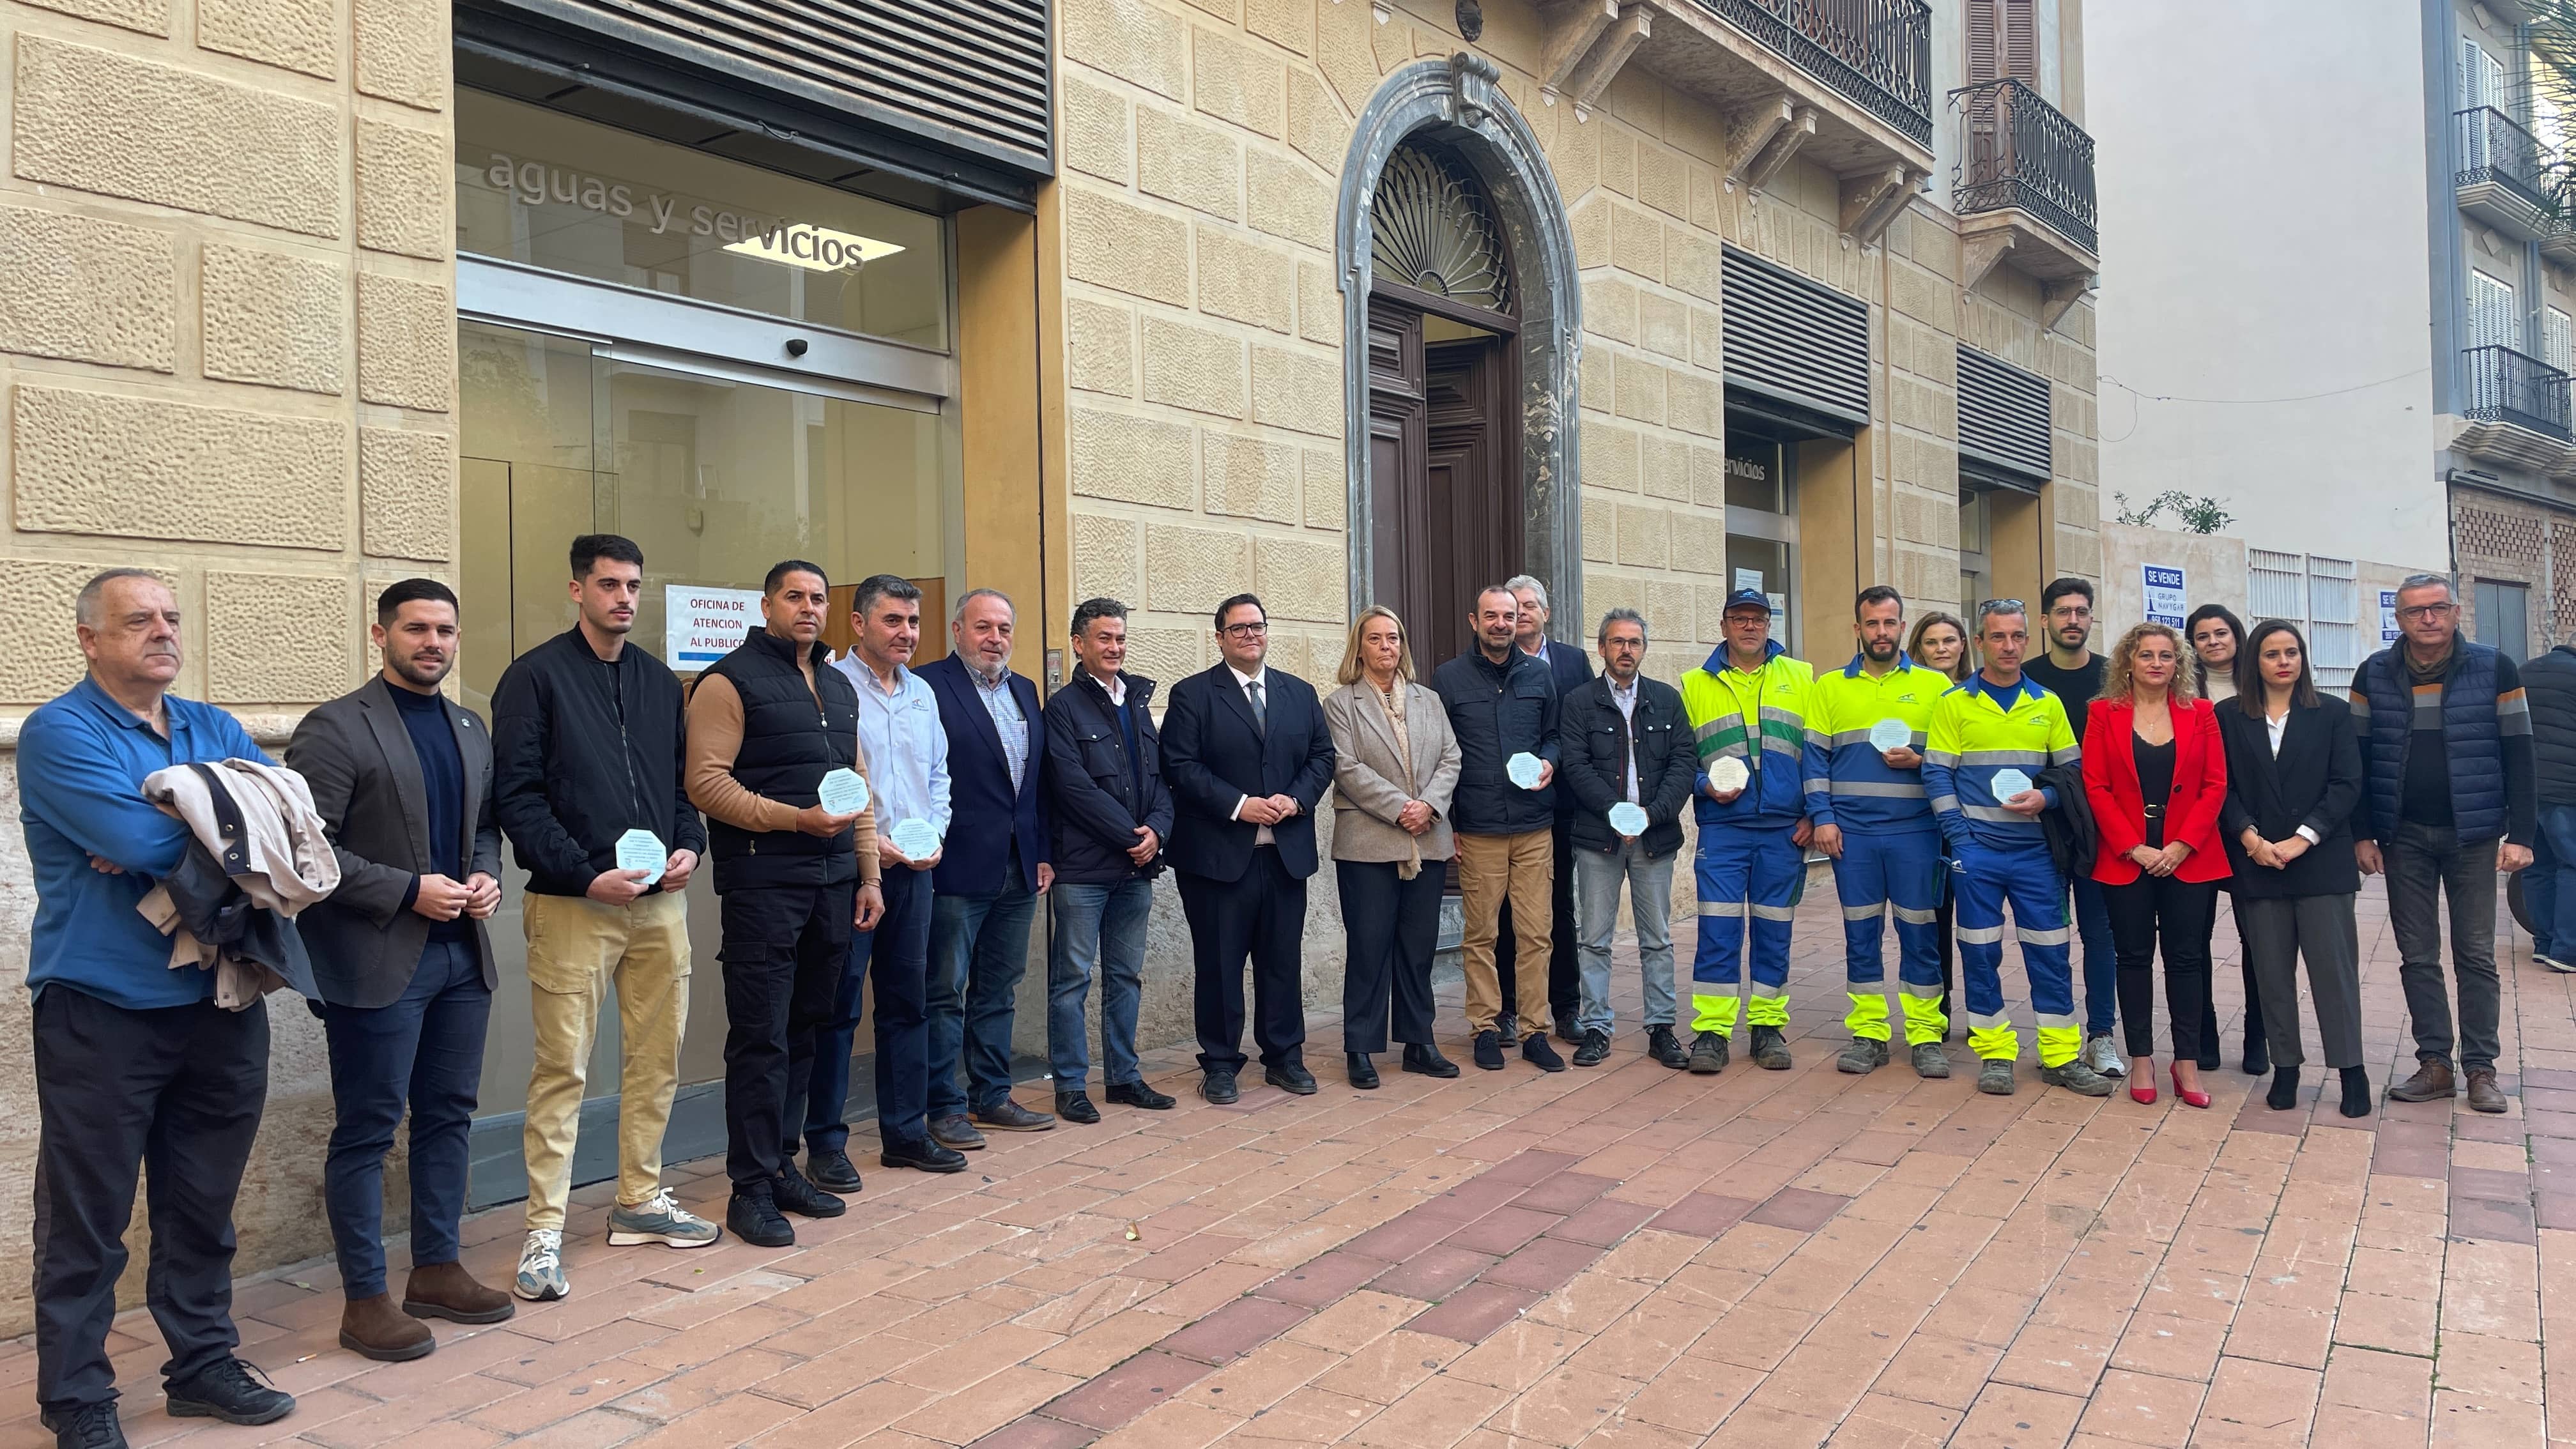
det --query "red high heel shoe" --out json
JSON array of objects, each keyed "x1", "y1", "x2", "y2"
[
  {"x1": 2170, "y1": 1063, "x2": 2211, "y2": 1110},
  {"x1": 2130, "y1": 1062, "x2": 2157, "y2": 1105}
]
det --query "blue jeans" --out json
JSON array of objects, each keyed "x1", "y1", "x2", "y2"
[
  {"x1": 927, "y1": 865, "x2": 1039, "y2": 1118},
  {"x1": 1575, "y1": 842, "x2": 1678, "y2": 1033},
  {"x1": 807, "y1": 866, "x2": 933, "y2": 1152},
  {"x1": 2529, "y1": 804, "x2": 2576, "y2": 960},
  {"x1": 2068, "y1": 873, "x2": 2117, "y2": 1037},
  {"x1": 321, "y1": 939, "x2": 489, "y2": 1298},
  {"x1": 1047, "y1": 878, "x2": 1153, "y2": 1090}
]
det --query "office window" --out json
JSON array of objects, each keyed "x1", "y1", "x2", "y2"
[{"x1": 2476, "y1": 578, "x2": 2531, "y2": 663}]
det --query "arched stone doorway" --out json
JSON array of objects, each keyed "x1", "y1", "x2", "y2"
[{"x1": 1336, "y1": 55, "x2": 1582, "y2": 670}]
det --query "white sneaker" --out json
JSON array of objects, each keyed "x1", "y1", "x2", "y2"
[
  {"x1": 2083, "y1": 1035, "x2": 2126, "y2": 1077},
  {"x1": 2538, "y1": 953, "x2": 2576, "y2": 974},
  {"x1": 515, "y1": 1229, "x2": 568, "y2": 1301}
]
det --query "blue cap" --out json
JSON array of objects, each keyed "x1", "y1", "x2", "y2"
[{"x1": 1722, "y1": 588, "x2": 1773, "y2": 615}]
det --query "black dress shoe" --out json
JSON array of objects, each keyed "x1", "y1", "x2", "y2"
[
  {"x1": 1555, "y1": 1022, "x2": 1584, "y2": 1046},
  {"x1": 806, "y1": 1148, "x2": 864, "y2": 1194},
  {"x1": 1108, "y1": 1080, "x2": 1177, "y2": 1110},
  {"x1": 727, "y1": 1191, "x2": 793, "y2": 1248},
  {"x1": 1572, "y1": 1029, "x2": 1611, "y2": 1068},
  {"x1": 774, "y1": 1165, "x2": 847, "y2": 1218},
  {"x1": 1264, "y1": 1062, "x2": 1319, "y2": 1094},
  {"x1": 1201, "y1": 1070, "x2": 1239, "y2": 1103},
  {"x1": 164, "y1": 1358, "x2": 293, "y2": 1428},
  {"x1": 973, "y1": 1099, "x2": 1058, "y2": 1133},
  {"x1": 881, "y1": 1137, "x2": 970, "y2": 1173},
  {"x1": 1347, "y1": 1052, "x2": 1380, "y2": 1089},
  {"x1": 1473, "y1": 1029, "x2": 1506, "y2": 1071},
  {"x1": 1494, "y1": 1012, "x2": 1519, "y2": 1041},
  {"x1": 1402, "y1": 1043, "x2": 1459, "y2": 1078},
  {"x1": 42, "y1": 1402, "x2": 127, "y2": 1449},
  {"x1": 1522, "y1": 1034, "x2": 1567, "y2": 1073},
  {"x1": 1055, "y1": 1091, "x2": 1102, "y2": 1124}
]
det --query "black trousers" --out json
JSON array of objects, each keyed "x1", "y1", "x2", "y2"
[
  {"x1": 33, "y1": 987, "x2": 268, "y2": 1416},
  {"x1": 2104, "y1": 875, "x2": 2220, "y2": 1061},
  {"x1": 720, "y1": 881, "x2": 854, "y2": 1190},
  {"x1": 1336, "y1": 859, "x2": 1444, "y2": 1053},
  {"x1": 1935, "y1": 894, "x2": 1958, "y2": 1032},
  {"x1": 1180, "y1": 848, "x2": 1308, "y2": 1073},
  {"x1": 2198, "y1": 898, "x2": 2266, "y2": 1058},
  {"x1": 1497, "y1": 814, "x2": 1579, "y2": 1023}
]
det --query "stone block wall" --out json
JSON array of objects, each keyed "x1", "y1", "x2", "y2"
[{"x1": 0, "y1": 0, "x2": 456, "y2": 1333}]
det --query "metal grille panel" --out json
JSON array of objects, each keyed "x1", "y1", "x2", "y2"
[
  {"x1": 1721, "y1": 246, "x2": 1870, "y2": 424},
  {"x1": 1957, "y1": 344, "x2": 2052, "y2": 482}
]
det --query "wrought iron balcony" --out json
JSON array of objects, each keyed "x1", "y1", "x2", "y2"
[
  {"x1": 1690, "y1": 0, "x2": 1934, "y2": 147},
  {"x1": 1952, "y1": 78, "x2": 2097, "y2": 255},
  {"x1": 2457, "y1": 106, "x2": 2550, "y2": 211},
  {"x1": 2462, "y1": 343, "x2": 2572, "y2": 441}
]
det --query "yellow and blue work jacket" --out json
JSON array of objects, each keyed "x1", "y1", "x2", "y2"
[
  {"x1": 1801, "y1": 653, "x2": 1939, "y2": 834},
  {"x1": 1920, "y1": 672, "x2": 2080, "y2": 851},
  {"x1": 1680, "y1": 640, "x2": 1812, "y2": 828}
]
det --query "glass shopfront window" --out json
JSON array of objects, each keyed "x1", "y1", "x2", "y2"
[{"x1": 1722, "y1": 432, "x2": 1799, "y2": 654}]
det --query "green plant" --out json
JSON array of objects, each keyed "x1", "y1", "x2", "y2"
[{"x1": 2112, "y1": 490, "x2": 2235, "y2": 534}]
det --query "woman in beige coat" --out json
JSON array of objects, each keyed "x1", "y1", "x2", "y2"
[{"x1": 1324, "y1": 606, "x2": 1463, "y2": 1087}]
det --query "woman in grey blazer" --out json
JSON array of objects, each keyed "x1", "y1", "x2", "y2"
[{"x1": 1325, "y1": 606, "x2": 1462, "y2": 1088}]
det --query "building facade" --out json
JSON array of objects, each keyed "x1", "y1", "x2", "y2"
[
  {"x1": 2092, "y1": 0, "x2": 2562, "y2": 675},
  {"x1": 0, "y1": 0, "x2": 2102, "y2": 1318}
]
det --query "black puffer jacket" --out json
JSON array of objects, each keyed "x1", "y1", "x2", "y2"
[
  {"x1": 1557, "y1": 673, "x2": 1696, "y2": 857},
  {"x1": 491, "y1": 628, "x2": 707, "y2": 898},
  {"x1": 1430, "y1": 646, "x2": 1560, "y2": 835},
  {"x1": 1043, "y1": 670, "x2": 1174, "y2": 884},
  {"x1": 2525, "y1": 645, "x2": 2576, "y2": 807}
]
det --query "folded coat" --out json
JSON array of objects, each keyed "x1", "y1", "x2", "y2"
[{"x1": 137, "y1": 757, "x2": 337, "y2": 1008}]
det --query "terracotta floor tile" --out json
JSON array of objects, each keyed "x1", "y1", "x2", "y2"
[
  {"x1": 1042, "y1": 1351, "x2": 1215, "y2": 1431},
  {"x1": 1950, "y1": 1382, "x2": 2088, "y2": 1449},
  {"x1": 1369, "y1": 1246, "x2": 1499, "y2": 1301},
  {"x1": 1170, "y1": 1338, "x2": 1340, "y2": 1417},
  {"x1": 1645, "y1": 1193, "x2": 1759, "y2": 1239},
  {"x1": 1744, "y1": 1188, "x2": 1849, "y2": 1233},
  {"x1": 2429, "y1": 1388, "x2": 2545, "y2": 1448},
  {"x1": 2221, "y1": 1301, "x2": 2333, "y2": 1370},
  {"x1": 2195, "y1": 1356, "x2": 2320, "y2": 1447},
  {"x1": 1086, "y1": 1399, "x2": 1246, "y2": 1449},
  {"x1": 2073, "y1": 1368, "x2": 2205, "y2": 1449},
  {"x1": 2106, "y1": 1312, "x2": 2226, "y2": 1383},
  {"x1": 1869, "y1": 1334, "x2": 2005, "y2": 1411},
  {"x1": 1614, "y1": 1351, "x2": 1757, "y2": 1436},
  {"x1": 1344, "y1": 1373, "x2": 1512, "y2": 1449},
  {"x1": 2320, "y1": 1347, "x2": 2434, "y2": 1423},
  {"x1": 1510, "y1": 1174, "x2": 1618, "y2": 1215},
  {"x1": 1484, "y1": 1364, "x2": 1636, "y2": 1447},
  {"x1": 1481, "y1": 1238, "x2": 1604, "y2": 1294},
  {"x1": 1156, "y1": 1297, "x2": 1312, "y2": 1367},
  {"x1": 2433, "y1": 1330, "x2": 2544, "y2": 1404}
]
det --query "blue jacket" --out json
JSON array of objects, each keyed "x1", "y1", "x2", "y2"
[
  {"x1": 917, "y1": 654, "x2": 1050, "y2": 895},
  {"x1": 2350, "y1": 637, "x2": 2537, "y2": 847},
  {"x1": 19, "y1": 677, "x2": 270, "y2": 1009}
]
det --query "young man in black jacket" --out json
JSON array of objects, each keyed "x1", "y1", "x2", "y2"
[
  {"x1": 490, "y1": 535, "x2": 717, "y2": 1301},
  {"x1": 1555, "y1": 608, "x2": 1696, "y2": 1068},
  {"x1": 1041, "y1": 599, "x2": 1179, "y2": 1121},
  {"x1": 2520, "y1": 640, "x2": 2576, "y2": 971}
]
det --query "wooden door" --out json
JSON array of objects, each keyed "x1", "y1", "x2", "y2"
[{"x1": 1367, "y1": 296, "x2": 1520, "y2": 675}]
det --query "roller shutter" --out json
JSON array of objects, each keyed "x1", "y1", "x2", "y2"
[
  {"x1": 1721, "y1": 245, "x2": 1871, "y2": 427},
  {"x1": 1957, "y1": 344, "x2": 2053, "y2": 486}
]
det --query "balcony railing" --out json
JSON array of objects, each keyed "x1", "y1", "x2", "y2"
[
  {"x1": 1694, "y1": 0, "x2": 1934, "y2": 147},
  {"x1": 2463, "y1": 343, "x2": 2572, "y2": 440},
  {"x1": 2457, "y1": 106, "x2": 2550, "y2": 211},
  {"x1": 1951, "y1": 78, "x2": 2098, "y2": 255}
]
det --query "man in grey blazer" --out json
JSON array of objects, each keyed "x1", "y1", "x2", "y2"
[{"x1": 287, "y1": 579, "x2": 510, "y2": 1363}]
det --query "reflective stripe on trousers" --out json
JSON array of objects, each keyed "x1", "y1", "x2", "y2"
[
  {"x1": 1691, "y1": 822, "x2": 1801, "y2": 1036},
  {"x1": 1951, "y1": 838, "x2": 2077, "y2": 1066},
  {"x1": 1832, "y1": 827, "x2": 1945, "y2": 1043}
]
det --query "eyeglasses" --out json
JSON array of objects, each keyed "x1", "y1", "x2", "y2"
[
  {"x1": 2396, "y1": 603, "x2": 2455, "y2": 622},
  {"x1": 1220, "y1": 621, "x2": 1269, "y2": 638}
]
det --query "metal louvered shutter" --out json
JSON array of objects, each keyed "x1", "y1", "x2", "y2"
[
  {"x1": 1957, "y1": 345, "x2": 2053, "y2": 484},
  {"x1": 1721, "y1": 246, "x2": 1871, "y2": 425},
  {"x1": 516, "y1": 0, "x2": 1051, "y2": 179}
]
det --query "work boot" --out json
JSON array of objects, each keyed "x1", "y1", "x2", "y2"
[
  {"x1": 1688, "y1": 1031, "x2": 1729, "y2": 1075},
  {"x1": 1749, "y1": 1025, "x2": 1793, "y2": 1071},
  {"x1": 1910, "y1": 1042, "x2": 1951, "y2": 1079},
  {"x1": 2039, "y1": 1060, "x2": 2116, "y2": 1097},
  {"x1": 2467, "y1": 1069, "x2": 2508, "y2": 1114},
  {"x1": 1836, "y1": 1038, "x2": 1889, "y2": 1075},
  {"x1": 2386, "y1": 1057, "x2": 2456, "y2": 1102},
  {"x1": 1572, "y1": 1029, "x2": 1611, "y2": 1068},
  {"x1": 1977, "y1": 1059, "x2": 2016, "y2": 1095},
  {"x1": 338, "y1": 1293, "x2": 434, "y2": 1361},
  {"x1": 1646, "y1": 1024, "x2": 1686, "y2": 1069},
  {"x1": 402, "y1": 1261, "x2": 514, "y2": 1324}
]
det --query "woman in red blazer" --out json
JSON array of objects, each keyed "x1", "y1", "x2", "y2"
[{"x1": 2083, "y1": 623, "x2": 2230, "y2": 1107}]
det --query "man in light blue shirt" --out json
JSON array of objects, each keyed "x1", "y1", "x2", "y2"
[
  {"x1": 19, "y1": 569, "x2": 297, "y2": 1445},
  {"x1": 802, "y1": 574, "x2": 951, "y2": 1194}
]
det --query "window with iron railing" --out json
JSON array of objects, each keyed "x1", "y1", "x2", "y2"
[
  {"x1": 2457, "y1": 105, "x2": 2550, "y2": 208},
  {"x1": 1949, "y1": 77, "x2": 2097, "y2": 254},
  {"x1": 2462, "y1": 342, "x2": 2573, "y2": 438}
]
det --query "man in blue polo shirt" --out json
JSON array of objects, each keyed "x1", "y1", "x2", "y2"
[{"x1": 19, "y1": 569, "x2": 296, "y2": 1448}]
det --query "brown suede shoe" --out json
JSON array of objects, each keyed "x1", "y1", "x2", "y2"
[
  {"x1": 2466, "y1": 1070, "x2": 2509, "y2": 1114},
  {"x1": 2385, "y1": 1058, "x2": 2457, "y2": 1103},
  {"x1": 341, "y1": 1292, "x2": 434, "y2": 1361},
  {"x1": 402, "y1": 1261, "x2": 516, "y2": 1324}
]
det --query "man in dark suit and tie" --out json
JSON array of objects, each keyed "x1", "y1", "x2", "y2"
[
  {"x1": 1160, "y1": 593, "x2": 1338, "y2": 1101},
  {"x1": 916, "y1": 588, "x2": 1057, "y2": 1143},
  {"x1": 288, "y1": 579, "x2": 512, "y2": 1363},
  {"x1": 1498, "y1": 574, "x2": 1592, "y2": 1040}
]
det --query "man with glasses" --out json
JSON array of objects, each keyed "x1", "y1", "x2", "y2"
[
  {"x1": 2352, "y1": 574, "x2": 2538, "y2": 1113},
  {"x1": 1160, "y1": 595, "x2": 1337, "y2": 1101},
  {"x1": 2016, "y1": 577, "x2": 2125, "y2": 1079}
]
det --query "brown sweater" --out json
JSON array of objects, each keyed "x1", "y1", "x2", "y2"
[{"x1": 684, "y1": 668, "x2": 880, "y2": 885}]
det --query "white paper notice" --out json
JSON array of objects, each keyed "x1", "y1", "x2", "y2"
[
  {"x1": 1989, "y1": 767, "x2": 2034, "y2": 801},
  {"x1": 1710, "y1": 756, "x2": 1750, "y2": 794},
  {"x1": 664, "y1": 584, "x2": 764, "y2": 671},
  {"x1": 615, "y1": 828, "x2": 667, "y2": 887},
  {"x1": 889, "y1": 818, "x2": 942, "y2": 861},
  {"x1": 1507, "y1": 751, "x2": 1545, "y2": 789},
  {"x1": 1869, "y1": 718, "x2": 1914, "y2": 753},
  {"x1": 817, "y1": 767, "x2": 871, "y2": 816},
  {"x1": 1608, "y1": 801, "x2": 1650, "y2": 837}
]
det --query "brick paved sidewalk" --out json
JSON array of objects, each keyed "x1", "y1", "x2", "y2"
[{"x1": 6, "y1": 883, "x2": 2570, "y2": 1448}]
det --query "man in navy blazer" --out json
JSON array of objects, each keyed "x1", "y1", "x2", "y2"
[
  {"x1": 1159, "y1": 594, "x2": 1338, "y2": 1101},
  {"x1": 914, "y1": 588, "x2": 1057, "y2": 1144}
]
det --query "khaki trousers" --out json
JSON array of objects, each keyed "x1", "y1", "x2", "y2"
[
  {"x1": 1457, "y1": 829, "x2": 1554, "y2": 1036},
  {"x1": 521, "y1": 890, "x2": 690, "y2": 1232}
]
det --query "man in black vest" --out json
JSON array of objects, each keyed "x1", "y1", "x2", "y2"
[{"x1": 685, "y1": 561, "x2": 894, "y2": 1249}]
